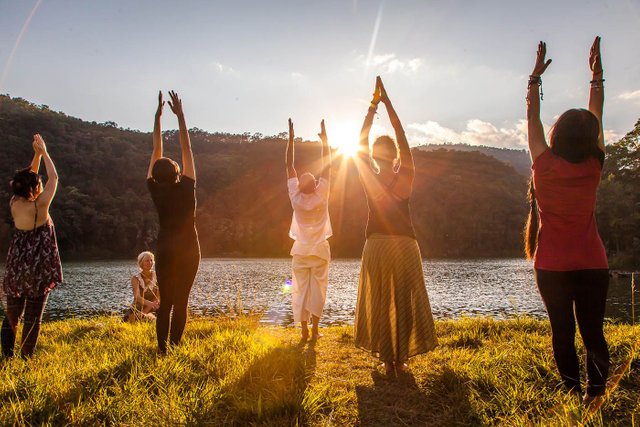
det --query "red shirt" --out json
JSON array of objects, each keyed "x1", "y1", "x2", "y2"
[{"x1": 532, "y1": 148, "x2": 608, "y2": 271}]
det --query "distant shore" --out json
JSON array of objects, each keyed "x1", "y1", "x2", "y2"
[{"x1": 1, "y1": 316, "x2": 637, "y2": 425}]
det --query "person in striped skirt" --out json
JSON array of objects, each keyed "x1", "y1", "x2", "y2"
[{"x1": 353, "y1": 76, "x2": 437, "y2": 376}]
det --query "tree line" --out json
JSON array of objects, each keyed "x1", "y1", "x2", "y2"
[{"x1": 0, "y1": 95, "x2": 637, "y2": 268}]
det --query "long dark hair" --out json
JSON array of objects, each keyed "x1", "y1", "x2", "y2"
[
  {"x1": 524, "y1": 179, "x2": 538, "y2": 259},
  {"x1": 549, "y1": 109, "x2": 600, "y2": 163}
]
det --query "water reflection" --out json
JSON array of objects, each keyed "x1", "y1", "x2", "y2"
[{"x1": 0, "y1": 259, "x2": 636, "y2": 325}]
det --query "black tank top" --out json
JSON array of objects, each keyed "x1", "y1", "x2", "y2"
[{"x1": 365, "y1": 173, "x2": 416, "y2": 239}]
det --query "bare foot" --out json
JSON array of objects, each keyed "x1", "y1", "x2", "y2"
[
  {"x1": 301, "y1": 328, "x2": 309, "y2": 341},
  {"x1": 310, "y1": 331, "x2": 323, "y2": 341},
  {"x1": 583, "y1": 393, "x2": 604, "y2": 407},
  {"x1": 395, "y1": 362, "x2": 409, "y2": 374},
  {"x1": 381, "y1": 361, "x2": 395, "y2": 376}
]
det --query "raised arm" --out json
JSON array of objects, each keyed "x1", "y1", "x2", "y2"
[
  {"x1": 29, "y1": 139, "x2": 42, "y2": 173},
  {"x1": 527, "y1": 41, "x2": 552, "y2": 162},
  {"x1": 168, "y1": 91, "x2": 195, "y2": 181},
  {"x1": 355, "y1": 78, "x2": 382, "y2": 189},
  {"x1": 33, "y1": 134, "x2": 58, "y2": 209},
  {"x1": 318, "y1": 120, "x2": 331, "y2": 183},
  {"x1": 379, "y1": 77, "x2": 414, "y2": 179},
  {"x1": 286, "y1": 118, "x2": 297, "y2": 179},
  {"x1": 358, "y1": 78, "x2": 381, "y2": 162},
  {"x1": 588, "y1": 36, "x2": 605, "y2": 153},
  {"x1": 147, "y1": 91, "x2": 164, "y2": 179}
]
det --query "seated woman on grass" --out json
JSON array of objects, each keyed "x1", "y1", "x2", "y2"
[
  {"x1": 124, "y1": 251, "x2": 160, "y2": 322},
  {"x1": 525, "y1": 37, "x2": 609, "y2": 404}
]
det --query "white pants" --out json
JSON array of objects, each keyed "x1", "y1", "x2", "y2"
[{"x1": 291, "y1": 255, "x2": 329, "y2": 323}]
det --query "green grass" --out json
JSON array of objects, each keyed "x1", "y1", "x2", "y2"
[{"x1": 0, "y1": 316, "x2": 638, "y2": 426}]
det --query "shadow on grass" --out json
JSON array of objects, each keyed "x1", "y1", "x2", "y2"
[
  {"x1": 193, "y1": 340, "x2": 318, "y2": 425},
  {"x1": 356, "y1": 367, "x2": 478, "y2": 426}
]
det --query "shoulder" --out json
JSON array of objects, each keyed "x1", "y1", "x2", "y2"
[
  {"x1": 317, "y1": 177, "x2": 329, "y2": 189},
  {"x1": 131, "y1": 275, "x2": 141, "y2": 285},
  {"x1": 180, "y1": 176, "x2": 196, "y2": 191},
  {"x1": 531, "y1": 147, "x2": 553, "y2": 171},
  {"x1": 147, "y1": 178, "x2": 157, "y2": 192},
  {"x1": 287, "y1": 177, "x2": 299, "y2": 193}
]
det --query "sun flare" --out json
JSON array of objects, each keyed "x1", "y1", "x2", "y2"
[{"x1": 329, "y1": 121, "x2": 361, "y2": 158}]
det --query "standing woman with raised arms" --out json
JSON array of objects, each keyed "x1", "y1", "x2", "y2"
[
  {"x1": 147, "y1": 91, "x2": 201, "y2": 354},
  {"x1": 353, "y1": 76, "x2": 437, "y2": 376},
  {"x1": 525, "y1": 38, "x2": 609, "y2": 403},
  {"x1": 2, "y1": 134, "x2": 62, "y2": 358}
]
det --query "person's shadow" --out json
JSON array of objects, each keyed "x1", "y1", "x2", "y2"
[
  {"x1": 213, "y1": 338, "x2": 318, "y2": 425},
  {"x1": 356, "y1": 365, "x2": 476, "y2": 426}
]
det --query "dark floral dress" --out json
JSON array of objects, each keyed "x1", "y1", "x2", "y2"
[{"x1": 3, "y1": 209, "x2": 63, "y2": 299}]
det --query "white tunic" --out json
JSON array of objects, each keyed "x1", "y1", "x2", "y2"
[{"x1": 287, "y1": 177, "x2": 332, "y2": 261}]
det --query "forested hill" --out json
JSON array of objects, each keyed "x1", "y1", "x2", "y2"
[
  {"x1": 417, "y1": 143, "x2": 532, "y2": 176},
  {"x1": 0, "y1": 95, "x2": 638, "y2": 267}
]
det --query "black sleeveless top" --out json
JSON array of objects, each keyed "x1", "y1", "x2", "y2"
[
  {"x1": 365, "y1": 173, "x2": 416, "y2": 239},
  {"x1": 147, "y1": 176, "x2": 199, "y2": 253}
]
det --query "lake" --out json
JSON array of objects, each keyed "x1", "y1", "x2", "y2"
[{"x1": 0, "y1": 258, "x2": 636, "y2": 325}]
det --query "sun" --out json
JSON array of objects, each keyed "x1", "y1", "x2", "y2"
[
  {"x1": 334, "y1": 140, "x2": 360, "y2": 158},
  {"x1": 329, "y1": 121, "x2": 361, "y2": 158}
]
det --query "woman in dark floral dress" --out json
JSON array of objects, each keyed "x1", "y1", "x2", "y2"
[{"x1": 1, "y1": 134, "x2": 62, "y2": 358}]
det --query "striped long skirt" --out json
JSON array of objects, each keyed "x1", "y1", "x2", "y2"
[{"x1": 354, "y1": 234, "x2": 438, "y2": 361}]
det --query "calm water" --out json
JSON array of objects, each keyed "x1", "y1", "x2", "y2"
[{"x1": 0, "y1": 259, "x2": 636, "y2": 325}]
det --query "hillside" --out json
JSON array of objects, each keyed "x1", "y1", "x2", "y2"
[
  {"x1": 0, "y1": 95, "x2": 637, "y2": 266},
  {"x1": 417, "y1": 143, "x2": 532, "y2": 176}
]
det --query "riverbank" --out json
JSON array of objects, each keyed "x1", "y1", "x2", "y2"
[{"x1": 0, "y1": 316, "x2": 638, "y2": 426}]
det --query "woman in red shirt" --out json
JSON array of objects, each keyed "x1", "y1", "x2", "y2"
[{"x1": 525, "y1": 37, "x2": 608, "y2": 403}]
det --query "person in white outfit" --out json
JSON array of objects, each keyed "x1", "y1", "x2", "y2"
[{"x1": 286, "y1": 118, "x2": 332, "y2": 341}]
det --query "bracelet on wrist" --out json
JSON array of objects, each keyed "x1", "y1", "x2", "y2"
[
  {"x1": 590, "y1": 78, "x2": 605, "y2": 90},
  {"x1": 527, "y1": 75, "x2": 544, "y2": 100}
]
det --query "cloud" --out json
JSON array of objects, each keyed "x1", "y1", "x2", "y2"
[
  {"x1": 618, "y1": 90, "x2": 640, "y2": 101},
  {"x1": 407, "y1": 119, "x2": 625, "y2": 148},
  {"x1": 357, "y1": 53, "x2": 424, "y2": 74},
  {"x1": 211, "y1": 62, "x2": 234, "y2": 74},
  {"x1": 604, "y1": 129, "x2": 623, "y2": 143},
  {"x1": 407, "y1": 119, "x2": 529, "y2": 148}
]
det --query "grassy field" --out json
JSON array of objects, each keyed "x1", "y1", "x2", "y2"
[{"x1": 0, "y1": 316, "x2": 638, "y2": 426}]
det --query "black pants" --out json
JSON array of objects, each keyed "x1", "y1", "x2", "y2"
[
  {"x1": 535, "y1": 269, "x2": 609, "y2": 396},
  {"x1": 1, "y1": 294, "x2": 48, "y2": 358},
  {"x1": 155, "y1": 242, "x2": 200, "y2": 354}
]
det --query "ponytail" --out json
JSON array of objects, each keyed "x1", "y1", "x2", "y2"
[{"x1": 524, "y1": 179, "x2": 539, "y2": 260}]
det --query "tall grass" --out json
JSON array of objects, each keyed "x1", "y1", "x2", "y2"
[{"x1": 0, "y1": 316, "x2": 638, "y2": 426}]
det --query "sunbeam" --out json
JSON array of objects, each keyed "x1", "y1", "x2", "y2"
[
  {"x1": 0, "y1": 0, "x2": 44, "y2": 91},
  {"x1": 365, "y1": 0, "x2": 385, "y2": 71}
]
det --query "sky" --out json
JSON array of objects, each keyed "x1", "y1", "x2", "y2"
[{"x1": 1, "y1": 0, "x2": 639, "y2": 150}]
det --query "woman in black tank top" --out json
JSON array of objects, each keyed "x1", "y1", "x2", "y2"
[
  {"x1": 146, "y1": 91, "x2": 201, "y2": 354},
  {"x1": 353, "y1": 77, "x2": 437, "y2": 376}
]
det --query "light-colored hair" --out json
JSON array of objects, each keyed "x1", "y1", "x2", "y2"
[{"x1": 137, "y1": 251, "x2": 155, "y2": 269}]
